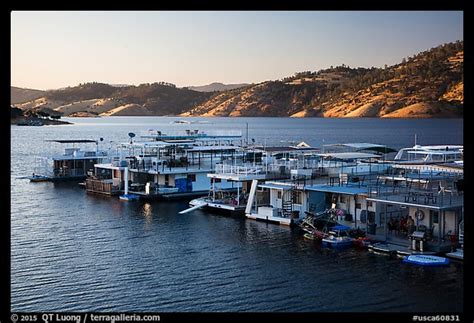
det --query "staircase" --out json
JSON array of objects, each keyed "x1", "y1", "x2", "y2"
[
  {"x1": 281, "y1": 189, "x2": 293, "y2": 218},
  {"x1": 282, "y1": 200, "x2": 293, "y2": 218}
]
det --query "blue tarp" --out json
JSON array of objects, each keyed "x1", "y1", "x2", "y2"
[{"x1": 332, "y1": 225, "x2": 351, "y2": 231}]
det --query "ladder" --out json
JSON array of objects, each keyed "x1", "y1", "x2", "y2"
[{"x1": 282, "y1": 190, "x2": 293, "y2": 218}]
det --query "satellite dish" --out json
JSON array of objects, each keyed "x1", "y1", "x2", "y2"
[{"x1": 128, "y1": 132, "x2": 136, "y2": 138}]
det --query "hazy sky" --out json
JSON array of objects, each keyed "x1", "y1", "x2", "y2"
[{"x1": 11, "y1": 11, "x2": 463, "y2": 90}]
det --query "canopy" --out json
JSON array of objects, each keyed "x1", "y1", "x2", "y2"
[
  {"x1": 324, "y1": 143, "x2": 397, "y2": 154},
  {"x1": 46, "y1": 139, "x2": 97, "y2": 143},
  {"x1": 317, "y1": 152, "x2": 381, "y2": 160}
]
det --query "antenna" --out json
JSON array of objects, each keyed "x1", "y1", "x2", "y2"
[
  {"x1": 128, "y1": 132, "x2": 136, "y2": 144},
  {"x1": 246, "y1": 122, "x2": 249, "y2": 146},
  {"x1": 415, "y1": 133, "x2": 417, "y2": 146}
]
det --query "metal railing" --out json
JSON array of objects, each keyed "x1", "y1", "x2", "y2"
[
  {"x1": 367, "y1": 183, "x2": 463, "y2": 207},
  {"x1": 53, "y1": 169, "x2": 87, "y2": 177},
  {"x1": 214, "y1": 163, "x2": 266, "y2": 175}
]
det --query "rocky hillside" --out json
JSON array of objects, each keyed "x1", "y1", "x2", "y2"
[
  {"x1": 183, "y1": 41, "x2": 463, "y2": 118},
  {"x1": 14, "y1": 82, "x2": 213, "y2": 117},
  {"x1": 13, "y1": 41, "x2": 463, "y2": 118}
]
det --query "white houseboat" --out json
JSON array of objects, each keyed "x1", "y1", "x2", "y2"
[
  {"x1": 86, "y1": 129, "x2": 242, "y2": 200},
  {"x1": 244, "y1": 149, "x2": 392, "y2": 225},
  {"x1": 393, "y1": 145, "x2": 463, "y2": 164},
  {"x1": 182, "y1": 143, "x2": 320, "y2": 214}
]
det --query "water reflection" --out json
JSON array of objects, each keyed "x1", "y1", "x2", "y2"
[{"x1": 142, "y1": 203, "x2": 153, "y2": 224}]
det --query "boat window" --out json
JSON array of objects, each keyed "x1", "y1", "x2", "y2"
[
  {"x1": 293, "y1": 192, "x2": 302, "y2": 204},
  {"x1": 430, "y1": 210, "x2": 439, "y2": 224}
]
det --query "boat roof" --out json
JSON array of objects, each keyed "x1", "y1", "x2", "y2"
[
  {"x1": 186, "y1": 145, "x2": 239, "y2": 152},
  {"x1": 405, "y1": 150, "x2": 461, "y2": 155},
  {"x1": 46, "y1": 139, "x2": 97, "y2": 143},
  {"x1": 259, "y1": 182, "x2": 296, "y2": 190},
  {"x1": 119, "y1": 141, "x2": 170, "y2": 148},
  {"x1": 254, "y1": 146, "x2": 320, "y2": 153},
  {"x1": 317, "y1": 152, "x2": 381, "y2": 160},
  {"x1": 304, "y1": 184, "x2": 369, "y2": 196},
  {"x1": 325, "y1": 143, "x2": 385, "y2": 149},
  {"x1": 119, "y1": 142, "x2": 239, "y2": 151},
  {"x1": 332, "y1": 225, "x2": 351, "y2": 231},
  {"x1": 404, "y1": 145, "x2": 463, "y2": 151},
  {"x1": 324, "y1": 143, "x2": 397, "y2": 153}
]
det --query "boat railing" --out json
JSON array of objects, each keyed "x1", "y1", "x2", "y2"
[
  {"x1": 368, "y1": 183, "x2": 463, "y2": 207},
  {"x1": 214, "y1": 163, "x2": 266, "y2": 175},
  {"x1": 85, "y1": 178, "x2": 120, "y2": 195},
  {"x1": 392, "y1": 163, "x2": 463, "y2": 174},
  {"x1": 141, "y1": 129, "x2": 243, "y2": 138},
  {"x1": 54, "y1": 168, "x2": 87, "y2": 177}
]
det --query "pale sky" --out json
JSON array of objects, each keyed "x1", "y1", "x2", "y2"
[{"x1": 11, "y1": 11, "x2": 463, "y2": 90}]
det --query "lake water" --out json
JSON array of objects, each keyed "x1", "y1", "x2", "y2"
[{"x1": 11, "y1": 117, "x2": 463, "y2": 312}]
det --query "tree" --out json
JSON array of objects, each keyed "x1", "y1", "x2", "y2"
[{"x1": 11, "y1": 106, "x2": 23, "y2": 119}]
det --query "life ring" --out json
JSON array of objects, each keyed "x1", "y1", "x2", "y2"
[{"x1": 415, "y1": 210, "x2": 425, "y2": 221}]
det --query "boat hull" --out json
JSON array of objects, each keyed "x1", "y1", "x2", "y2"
[
  {"x1": 402, "y1": 255, "x2": 450, "y2": 266},
  {"x1": 322, "y1": 238, "x2": 353, "y2": 248}
]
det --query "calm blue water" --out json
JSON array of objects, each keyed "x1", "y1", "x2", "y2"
[{"x1": 11, "y1": 117, "x2": 463, "y2": 312}]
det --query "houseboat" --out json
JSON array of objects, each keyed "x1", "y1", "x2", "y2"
[
  {"x1": 244, "y1": 148, "x2": 392, "y2": 226},
  {"x1": 182, "y1": 143, "x2": 320, "y2": 215},
  {"x1": 393, "y1": 145, "x2": 463, "y2": 164},
  {"x1": 365, "y1": 165, "x2": 464, "y2": 255},
  {"x1": 86, "y1": 129, "x2": 243, "y2": 200},
  {"x1": 28, "y1": 139, "x2": 112, "y2": 182}
]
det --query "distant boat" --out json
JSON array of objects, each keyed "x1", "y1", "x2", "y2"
[
  {"x1": 28, "y1": 174, "x2": 50, "y2": 182},
  {"x1": 171, "y1": 120, "x2": 192, "y2": 124}
]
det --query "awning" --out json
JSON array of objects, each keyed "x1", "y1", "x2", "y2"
[
  {"x1": 259, "y1": 183, "x2": 295, "y2": 190},
  {"x1": 46, "y1": 139, "x2": 97, "y2": 143},
  {"x1": 324, "y1": 143, "x2": 397, "y2": 153},
  {"x1": 317, "y1": 152, "x2": 381, "y2": 160},
  {"x1": 304, "y1": 184, "x2": 369, "y2": 195}
]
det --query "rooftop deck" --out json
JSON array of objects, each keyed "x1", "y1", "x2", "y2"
[{"x1": 367, "y1": 190, "x2": 463, "y2": 210}]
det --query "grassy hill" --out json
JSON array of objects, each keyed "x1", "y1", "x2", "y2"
[
  {"x1": 11, "y1": 86, "x2": 45, "y2": 104},
  {"x1": 183, "y1": 41, "x2": 463, "y2": 118},
  {"x1": 15, "y1": 82, "x2": 213, "y2": 116},
  {"x1": 13, "y1": 40, "x2": 463, "y2": 118}
]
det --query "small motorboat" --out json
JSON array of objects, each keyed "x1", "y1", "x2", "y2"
[
  {"x1": 28, "y1": 174, "x2": 50, "y2": 182},
  {"x1": 171, "y1": 120, "x2": 192, "y2": 124},
  {"x1": 322, "y1": 225, "x2": 354, "y2": 248},
  {"x1": 402, "y1": 255, "x2": 450, "y2": 266},
  {"x1": 303, "y1": 232, "x2": 318, "y2": 240}
]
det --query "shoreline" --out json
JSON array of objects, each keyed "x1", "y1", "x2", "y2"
[{"x1": 11, "y1": 116, "x2": 72, "y2": 126}]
